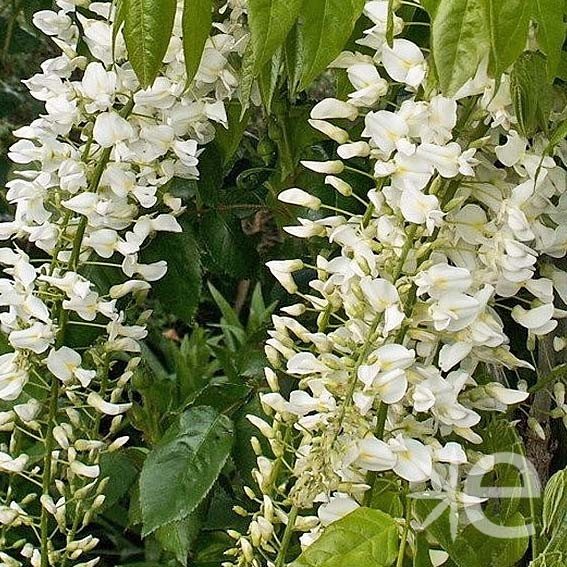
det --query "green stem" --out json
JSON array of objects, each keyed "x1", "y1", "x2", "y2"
[
  {"x1": 1, "y1": 0, "x2": 20, "y2": 64},
  {"x1": 40, "y1": 378, "x2": 59, "y2": 567},
  {"x1": 396, "y1": 496, "x2": 411, "y2": 567},
  {"x1": 68, "y1": 217, "x2": 87, "y2": 271},
  {"x1": 362, "y1": 203, "x2": 375, "y2": 228},
  {"x1": 363, "y1": 402, "x2": 389, "y2": 506},
  {"x1": 529, "y1": 363, "x2": 567, "y2": 393},
  {"x1": 275, "y1": 506, "x2": 299, "y2": 567}
]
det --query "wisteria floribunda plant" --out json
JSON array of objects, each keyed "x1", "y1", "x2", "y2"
[
  {"x1": 226, "y1": 2, "x2": 567, "y2": 566},
  {"x1": 0, "y1": 0, "x2": 247, "y2": 564},
  {"x1": 1, "y1": 0, "x2": 567, "y2": 565}
]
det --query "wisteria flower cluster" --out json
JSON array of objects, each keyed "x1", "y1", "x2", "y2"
[
  {"x1": 228, "y1": 2, "x2": 567, "y2": 565},
  {"x1": 0, "y1": 0, "x2": 247, "y2": 565}
]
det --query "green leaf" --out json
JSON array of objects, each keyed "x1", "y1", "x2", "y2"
[
  {"x1": 259, "y1": 46, "x2": 284, "y2": 114},
  {"x1": 543, "y1": 469, "x2": 567, "y2": 537},
  {"x1": 194, "y1": 143, "x2": 224, "y2": 206},
  {"x1": 238, "y1": 40, "x2": 256, "y2": 112},
  {"x1": 155, "y1": 510, "x2": 203, "y2": 566},
  {"x1": 284, "y1": 22, "x2": 305, "y2": 98},
  {"x1": 482, "y1": 0, "x2": 531, "y2": 77},
  {"x1": 510, "y1": 52, "x2": 552, "y2": 137},
  {"x1": 140, "y1": 406, "x2": 233, "y2": 536},
  {"x1": 420, "y1": 0, "x2": 439, "y2": 17},
  {"x1": 415, "y1": 499, "x2": 529, "y2": 567},
  {"x1": 113, "y1": 0, "x2": 127, "y2": 58},
  {"x1": 288, "y1": 508, "x2": 399, "y2": 567},
  {"x1": 141, "y1": 220, "x2": 201, "y2": 324},
  {"x1": 546, "y1": 119, "x2": 567, "y2": 154},
  {"x1": 248, "y1": 0, "x2": 303, "y2": 75},
  {"x1": 298, "y1": 0, "x2": 366, "y2": 90},
  {"x1": 123, "y1": 0, "x2": 177, "y2": 88},
  {"x1": 199, "y1": 211, "x2": 259, "y2": 277},
  {"x1": 545, "y1": 517, "x2": 567, "y2": 554},
  {"x1": 367, "y1": 477, "x2": 404, "y2": 518},
  {"x1": 191, "y1": 382, "x2": 251, "y2": 414},
  {"x1": 413, "y1": 533, "x2": 434, "y2": 567},
  {"x1": 182, "y1": 0, "x2": 213, "y2": 85},
  {"x1": 533, "y1": 0, "x2": 566, "y2": 81},
  {"x1": 207, "y1": 283, "x2": 242, "y2": 330},
  {"x1": 99, "y1": 451, "x2": 139, "y2": 510},
  {"x1": 214, "y1": 102, "x2": 250, "y2": 166},
  {"x1": 476, "y1": 418, "x2": 530, "y2": 519},
  {"x1": 432, "y1": 0, "x2": 489, "y2": 95},
  {"x1": 173, "y1": 330, "x2": 218, "y2": 402}
]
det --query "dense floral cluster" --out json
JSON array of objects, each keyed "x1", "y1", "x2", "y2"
[
  {"x1": 228, "y1": 2, "x2": 567, "y2": 565},
  {"x1": 0, "y1": 0, "x2": 247, "y2": 565}
]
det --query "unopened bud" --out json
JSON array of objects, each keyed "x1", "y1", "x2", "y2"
[
  {"x1": 40, "y1": 495, "x2": 57, "y2": 516},
  {"x1": 108, "y1": 436, "x2": 129, "y2": 451},
  {"x1": 264, "y1": 367, "x2": 279, "y2": 391},
  {"x1": 325, "y1": 175, "x2": 352, "y2": 196},
  {"x1": 554, "y1": 382, "x2": 565, "y2": 405},
  {"x1": 263, "y1": 495, "x2": 274, "y2": 523},
  {"x1": 528, "y1": 417, "x2": 546, "y2": 440},
  {"x1": 227, "y1": 529, "x2": 241, "y2": 540},
  {"x1": 93, "y1": 495, "x2": 106, "y2": 509},
  {"x1": 308, "y1": 119, "x2": 349, "y2": 144},
  {"x1": 301, "y1": 160, "x2": 344, "y2": 174},
  {"x1": 243, "y1": 486, "x2": 256, "y2": 500},
  {"x1": 278, "y1": 188, "x2": 321, "y2": 210},
  {"x1": 240, "y1": 537, "x2": 254, "y2": 562},
  {"x1": 337, "y1": 141, "x2": 370, "y2": 159},
  {"x1": 311, "y1": 98, "x2": 358, "y2": 121},
  {"x1": 247, "y1": 415, "x2": 274, "y2": 439}
]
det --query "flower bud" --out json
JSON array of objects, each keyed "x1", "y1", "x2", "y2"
[
  {"x1": 337, "y1": 141, "x2": 370, "y2": 159},
  {"x1": 264, "y1": 367, "x2": 279, "y2": 392},
  {"x1": 247, "y1": 415, "x2": 274, "y2": 439},
  {"x1": 308, "y1": 119, "x2": 349, "y2": 144},
  {"x1": 325, "y1": 175, "x2": 352, "y2": 196},
  {"x1": 40, "y1": 495, "x2": 57, "y2": 516},
  {"x1": 301, "y1": 160, "x2": 344, "y2": 174},
  {"x1": 92, "y1": 495, "x2": 106, "y2": 509},
  {"x1": 108, "y1": 436, "x2": 129, "y2": 451},
  {"x1": 262, "y1": 495, "x2": 274, "y2": 523},
  {"x1": 87, "y1": 392, "x2": 132, "y2": 416},
  {"x1": 554, "y1": 382, "x2": 565, "y2": 405},
  {"x1": 311, "y1": 98, "x2": 358, "y2": 121},
  {"x1": 278, "y1": 188, "x2": 321, "y2": 210},
  {"x1": 233, "y1": 506, "x2": 248, "y2": 517},
  {"x1": 227, "y1": 529, "x2": 241, "y2": 540},
  {"x1": 240, "y1": 537, "x2": 254, "y2": 562},
  {"x1": 528, "y1": 417, "x2": 546, "y2": 440},
  {"x1": 280, "y1": 303, "x2": 306, "y2": 317},
  {"x1": 70, "y1": 461, "x2": 100, "y2": 479},
  {"x1": 243, "y1": 486, "x2": 256, "y2": 500},
  {"x1": 53, "y1": 425, "x2": 70, "y2": 449}
]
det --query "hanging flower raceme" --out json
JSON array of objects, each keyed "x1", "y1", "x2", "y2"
[
  {"x1": 228, "y1": 1, "x2": 567, "y2": 565},
  {"x1": 0, "y1": 0, "x2": 247, "y2": 564}
]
